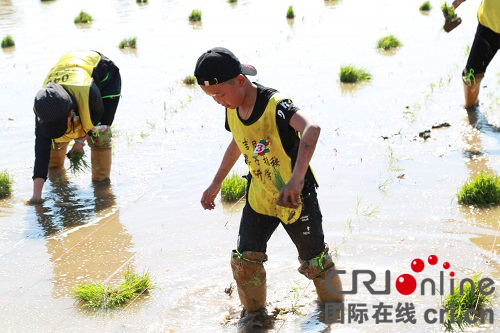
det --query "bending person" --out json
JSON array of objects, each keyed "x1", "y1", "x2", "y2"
[
  {"x1": 453, "y1": 0, "x2": 499, "y2": 109},
  {"x1": 31, "y1": 50, "x2": 121, "y2": 203}
]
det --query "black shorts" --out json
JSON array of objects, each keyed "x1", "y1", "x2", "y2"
[
  {"x1": 466, "y1": 23, "x2": 500, "y2": 74},
  {"x1": 236, "y1": 186, "x2": 325, "y2": 261}
]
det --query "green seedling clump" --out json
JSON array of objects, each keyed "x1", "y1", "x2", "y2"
[
  {"x1": 286, "y1": 6, "x2": 295, "y2": 19},
  {"x1": 119, "y1": 37, "x2": 136, "y2": 49},
  {"x1": 420, "y1": 1, "x2": 432, "y2": 11},
  {"x1": 272, "y1": 167, "x2": 286, "y2": 192},
  {"x1": 442, "y1": 274, "x2": 492, "y2": 331},
  {"x1": 377, "y1": 35, "x2": 402, "y2": 50},
  {"x1": 0, "y1": 170, "x2": 14, "y2": 199},
  {"x1": 221, "y1": 173, "x2": 247, "y2": 201},
  {"x1": 1, "y1": 35, "x2": 15, "y2": 48},
  {"x1": 457, "y1": 173, "x2": 500, "y2": 206},
  {"x1": 74, "y1": 270, "x2": 153, "y2": 309},
  {"x1": 74, "y1": 11, "x2": 93, "y2": 24},
  {"x1": 189, "y1": 10, "x2": 202, "y2": 22},
  {"x1": 441, "y1": 2, "x2": 457, "y2": 20},
  {"x1": 228, "y1": 0, "x2": 237, "y2": 3},
  {"x1": 68, "y1": 151, "x2": 90, "y2": 175},
  {"x1": 339, "y1": 65, "x2": 371, "y2": 83},
  {"x1": 136, "y1": 0, "x2": 148, "y2": 3},
  {"x1": 182, "y1": 75, "x2": 197, "y2": 85}
]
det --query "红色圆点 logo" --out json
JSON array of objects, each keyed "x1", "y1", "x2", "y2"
[{"x1": 324, "y1": 255, "x2": 495, "y2": 327}]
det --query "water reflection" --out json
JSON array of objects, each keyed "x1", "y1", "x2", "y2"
[{"x1": 30, "y1": 173, "x2": 135, "y2": 298}]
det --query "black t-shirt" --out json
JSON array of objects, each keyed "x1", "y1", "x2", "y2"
[{"x1": 225, "y1": 83, "x2": 317, "y2": 190}]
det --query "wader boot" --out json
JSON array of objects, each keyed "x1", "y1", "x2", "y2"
[
  {"x1": 231, "y1": 250, "x2": 268, "y2": 312},
  {"x1": 88, "y1": 126, "x2": 112, "y2": 182},
  {"x1": 463, "y1": 69, "x2": 484, "y2": 109},
  {"x1": 298, "y1": 244, "x2": 344, "y2": 303},
  {"x1": 48, "y1": 142, "x2": 69, "y2": 169},
  {"x1": 90, "y1": 147, "x2": 112, "y2": 182}
]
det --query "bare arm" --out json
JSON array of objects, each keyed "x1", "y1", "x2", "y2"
[
  {"x1": 30, "y1": 178, "x2": 45, "y2": 203},
  {"x1": 277, "y1": 110, "x2": 320, "y2": 208},
  {"x1": 201, "y1": 138, "x2": 241, "y2": 210},
  {"x1": 452, "y1": 0, "x2": 465, "y2": 9}
]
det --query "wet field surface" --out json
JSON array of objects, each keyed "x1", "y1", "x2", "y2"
[{"x1": 0, "y1": 0, "x2": 499, "y2": 332}]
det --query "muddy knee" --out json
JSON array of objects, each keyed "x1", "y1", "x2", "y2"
[
  {"x1": 231, "y1": 250, "x2": 268, "y2": 312},
  {"x1": 298, "y1": 244, "x2": 344, "y2": 303}
]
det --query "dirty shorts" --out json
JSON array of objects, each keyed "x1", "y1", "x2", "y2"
[{"x1": 236, "y1": 186, "x2": 325, "y2": 261}]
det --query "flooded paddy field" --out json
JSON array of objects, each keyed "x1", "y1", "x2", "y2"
[{"x1": 0, "y1": 0, "x2": 499, "y2": 332}]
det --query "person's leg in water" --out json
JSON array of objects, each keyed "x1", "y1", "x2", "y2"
[
  {"x1": 283, "y1": 187, "x2": 344, "y2": 304},
  {"x1": 463, "y1": 24, "x2": 499, "y2": 109},
  {"x1": 232, "y1": 200, "x2": 280, "y2": 329}
]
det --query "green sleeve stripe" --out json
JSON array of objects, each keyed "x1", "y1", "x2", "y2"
[{"x1": 101, "y1": 94, "x2": 121, "y2": 99}]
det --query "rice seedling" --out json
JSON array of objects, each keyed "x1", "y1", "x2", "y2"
[
  {"x1": 221, "y1": 172, "x2": 247, "y2": 201},
  {"x1": 74, "y1": 11, "x2": 93, "y2": 24},
  {"x1": 339, "y1": 65, "x2": 371, "y2": 83},
  {"x1": 228, "y1": 0, "x2": 237, "y2": 3},
  {"x1": 74, "y1": 270, "x2": 154, "y2": 309},
  {"x1": 286, "y1": 6, "x2": 295, "y2": 19},
  {"x1": 377, "y1": 35, "x2": 402, "y2": 50},
  {"x1": 136, "y1": 0, "x2": 147, "y2": 3},
  {"x1": 1, "y1": 35, "x2": 15, "y2": 48},
  {"x1": 182, "y1": 75, "x2": 197, "y2": 85},
  {"x1": 67, "y1": 151, "x2": 90, "y2": 175},
  {"x1": 457, "y1": 173, "x2": 500, "y2": 206},
  {"x1": 441, "y1": 2, "x2": 457, "y2": 20},
  {"x1": 189, "y1": 10, "x2": 202, "y2": 22},
  {"x1": 420, "y1": 1, "x2": 432, "y2": 11},
  {"x1": 0, "y1": 170, "x2": 14, "y2": 199},
  {"x1": 272, "y1": 167, "x2": 286, "y2": 192},
  {"x1": 119, "y1": 37, "x2": 136, "y2": 49},
  {"x1": 442, "y1": 274, "x2": 493, "y2": 331}
]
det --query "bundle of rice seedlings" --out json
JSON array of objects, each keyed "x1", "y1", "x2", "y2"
[
  {"x1": 377, "y1": 35, "x2": 402, "y2": 50},
  {"x1": 420, "y1": 1, "x2": 432, "y2": 11},
  {"x1": 441, "y1": 2, "x2": 457, "y2": 20},
  {"x1": 74, "y1": 270, "x2": 154, "y2": 309},
  {"x1": 189, "y1": 10, "x2": 202, "y2": 22},
  {"x1": 339, "y1": 65, "x2": 371, "y2": 83},
  {"x1": 74, "y1": 11, "x2": 93, "y2": 24},
  {"x1": 286, "y1": 6, "x2": 295, "y2": 19},
  {"x1": 272, "y1": 167, "x2": 286, "y2": 192},
  {"x1": 221, "y1": 172, "x2": 247, "y2": 201},
  {"x1": 442, "y1": 274, "x2": 492, "y2": 331},
  {"x1": 0, "y1": 170, "x2": 14, "y2": 199},
  {"x1": 68, "y1": 151, "x2": 90, "y2": 175},
  {"x1": 457, "y1": 173, "x2": 500, "y2": 206},
  {"x1": 119, "y1": 37, "x2": 136, "y2": 49},
  {"x1": 1, "y1": 35, "x2": 15, "y2": 48},
  {"x1": 182, "y1": 75, "x2": 197, "y2": 85}
]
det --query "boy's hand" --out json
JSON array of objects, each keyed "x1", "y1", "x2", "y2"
[
  {"x1": 277, "y1": 178, "x2": 303, "y2": 208},
  {"x1": 67, "y1": 141, "x2": 84, "y2": 158},
  {"x1": 201, "y1": 181, "x2": 222, "y2": 210}
]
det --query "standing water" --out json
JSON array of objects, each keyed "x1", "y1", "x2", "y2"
[{"x1": 0, "y1": 0, "x2": 498, "y2": 332}]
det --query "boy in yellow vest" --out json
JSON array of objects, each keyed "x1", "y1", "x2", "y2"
[
  {"x1": 30, "y1": 51, "x2": 121, "y2": 203},
  {"x1": 194, "y1": 47, "x2": 343, "y2": 327},
  {"x1": 452, "y1": 0, "x2": 500, "y2": 109}
]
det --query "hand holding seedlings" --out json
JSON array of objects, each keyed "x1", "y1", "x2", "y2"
[{"x1": 276, "y1": 178, "x2": 303, "y2": 208}]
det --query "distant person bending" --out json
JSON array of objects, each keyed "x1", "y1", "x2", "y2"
[
  {"x1": 195, "y1": 47, "x2": 343, "y2": 328},
  {"x1": 453, "y1": 0, "x2": 499, "y2": 109},
  {"x1": 30, "y1": 50, "x2": 121, "y2": 203}
]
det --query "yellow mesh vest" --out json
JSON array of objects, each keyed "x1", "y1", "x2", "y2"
[
  {"x1": 478, "y1": 0, "x2": 500, "y2": 34},
  {"x1": 227, "y1": 92, "x2": 303, "y2": 224},
  {"x1": 42, "y1": 50, "x2": 101, "y2": 143}
]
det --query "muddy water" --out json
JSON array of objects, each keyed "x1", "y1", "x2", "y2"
[{"x1": 0, "y1": 0, "x2": 499, "y2": 332}]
